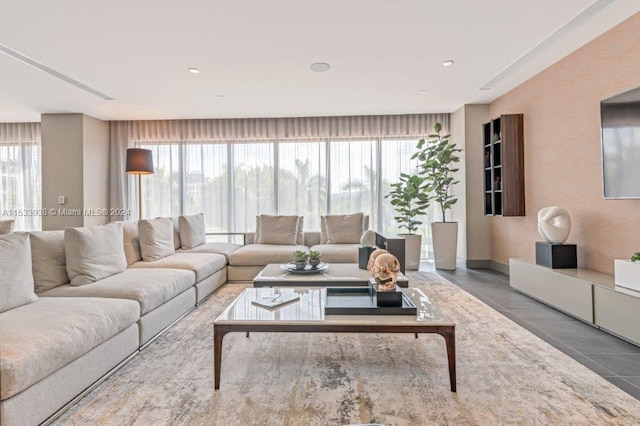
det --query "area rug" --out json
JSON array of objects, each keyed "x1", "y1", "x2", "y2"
[{"x1": 53, "y1": 272, "x2": 640, "y2": 425}]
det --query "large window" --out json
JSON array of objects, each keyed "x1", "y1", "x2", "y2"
[
  {"x1": 140, "y1": 137, "x2": 432, "y2": 256},
  {"x1": 0, "y1": 142, "x2": 41, "y2": 231}
]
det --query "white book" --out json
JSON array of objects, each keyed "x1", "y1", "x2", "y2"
[{"x1": 252, "y1": 294, "x2": 300, "y2": 308}]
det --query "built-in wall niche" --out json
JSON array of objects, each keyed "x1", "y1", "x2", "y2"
[{"x1": 482, "y1": 114, "x2": 525, "y2": 216}]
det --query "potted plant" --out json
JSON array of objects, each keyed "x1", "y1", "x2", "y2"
[
  {"x1": 308, "y1": 250, "x2": 322, "y2": 268},
  {"x1": 414, "y1": 122, "x2": 462, "y2": 270},
  {"x1": 386, "y1": 172, "x2": 431, "y2": 270},
  {"x1": 293, "y1": 250, "x2": 308, "y2": 270}
]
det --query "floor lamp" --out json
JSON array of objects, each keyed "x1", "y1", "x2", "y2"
[{"x1": 126, "y1": 148, "x2": 154, "y2": 219}]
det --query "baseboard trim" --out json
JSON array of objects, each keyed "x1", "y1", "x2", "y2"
[
  {"x1": 466, "y1": 260, "x2": 491, "y2": 269},
  {"x1": 490, "y1": 260, "x2": 509, "y2": 275}
]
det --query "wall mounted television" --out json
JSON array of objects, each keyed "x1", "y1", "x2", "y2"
[{"x1": 601, "y1": 86, "x2": 640, "y2": 199}]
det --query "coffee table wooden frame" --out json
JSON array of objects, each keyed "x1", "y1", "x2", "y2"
[{"x1": 214, "y1": 322, "x2": 456, "y2": 392}]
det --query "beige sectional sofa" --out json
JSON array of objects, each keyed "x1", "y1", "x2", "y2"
[{"x1": 0, "y1": 212, "x2": 381, "y2": 425}]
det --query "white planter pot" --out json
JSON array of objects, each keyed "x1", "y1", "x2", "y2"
[
  {"x1": 399, "y1": 233, "x2": 422, "y2": 270},
  {"x1": 432, "y1": 222, "x2": 458, "y2": 271},
  {"x1": 615, "y1": 259, "x2": 640, "y2": 292}
]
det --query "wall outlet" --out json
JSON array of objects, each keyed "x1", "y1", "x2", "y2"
[{"x1": 58, "y1": 196, "x2": 66, "y2": 205}]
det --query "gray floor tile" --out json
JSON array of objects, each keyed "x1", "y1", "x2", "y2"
[
  {"x1": 587, "y1": 354, "x2": 640, "y2": 376},
  {"x1": 527, "y1": 318, "x2": 599, "y2": 337},
  {"x1": 564, "y1": 352, "x2": 617, "y2": 376},
  {"x1": 620, "y1": 376, "x2": 640, "y2": 388},
  {"x1": 561, "y1": 334, "x2": 640, "y2": 355}
]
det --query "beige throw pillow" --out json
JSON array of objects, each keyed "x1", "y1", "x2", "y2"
[
  {"x1": 0, "y1": 233, "x2": 37, "y2": 313},
  {"x1": 29, "y1": 230, "x2": 69, "y2": 293},
  {"x1": 255, "y1": 215, "x2": 304, "y2": 245},
  {"x1": 65, "y1": 223, "x2": 127, "y2": 286},
  {"x1": 139, "y1": 217, "x2": 176, "y2": 261},
  {"x1": 256, "y1": 215, "x2": 299, "y2": 245},
  {"x1": 121, "y1": 221, "x2": 142, "y2": 265},
  {"x1": 0, "y1": 219, "x2": 15, "y2": 235},
  {"x1": 179, "y1": 213, "x2": 206, "y2": 249},
  {"x1": 324, "y1": 213, "x2": 365, "y2": 244}
]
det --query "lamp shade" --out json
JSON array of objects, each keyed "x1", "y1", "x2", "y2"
[{"x1": 126, "y1": 148, "x2": 154, "y2": 174}]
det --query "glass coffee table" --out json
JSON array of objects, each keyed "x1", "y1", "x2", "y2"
[
  {"x1": 213, "y1": 287, "x2": 456, "y2": 391},
  {"x1": 253, "y1": 263, "x2": 409, "y2": 288}
]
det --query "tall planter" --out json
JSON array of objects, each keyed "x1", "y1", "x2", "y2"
[
  {"x1": 400, "y1": 233, "x2": 422, "y2": 270},
  {"x1": 432, "y1": 222, "x2": 458, "y2": 270}
]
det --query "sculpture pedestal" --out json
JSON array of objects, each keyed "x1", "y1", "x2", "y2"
[
  {"x1": 359, "y1": 246, "x2": 376, "y2": 270},
  {"x1": 535, "y1": 242, "x2": 577, "y2": 269}
]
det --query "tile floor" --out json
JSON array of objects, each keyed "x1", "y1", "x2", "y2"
[{"x1": 420, "y1": 262, "x2": 640, "y2": 400}]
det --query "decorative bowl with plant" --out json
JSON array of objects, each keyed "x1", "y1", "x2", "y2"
[
  {"x1": 308, "y1": 250, "x2": 322, "y2": 268},
  {"x1": 293, "y1": 250, "x2": 309, "y2": 269},
  {"x1": 631, "y1": 252, "x2": 640, "y2": 263}
]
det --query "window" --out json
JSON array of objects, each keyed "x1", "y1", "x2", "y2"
[
  {"x1": 0, "y1": 142, "x2": 41, "y2": 231},
  {"x1": 277, "y1": 141, "x2": 326, "y2": 230},
  {"x1": 140, "y1": 137, "x2": 435, "y2": 258}
]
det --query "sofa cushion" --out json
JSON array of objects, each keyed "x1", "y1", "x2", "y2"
[
  {"x1": 229, "y1": 244, "x2": 308, "y2": 266},
  {"x1": 0, "y1": 296, "x2": 139, "y2": 399},
  {"x1": 256, "y1": 215, "x2": 299, "y2": 245},
  {"x1": 255, "y1": 215, "x2": 304, "y2": 245},
  {"x1": 323, "y1": 213, "x2": 364, "y2": 244},
  {"x1": 39, "y1": 268, "x2": 195, "y2": 315},
  {"x1": 0, "y1": 219, "x2": 15, "y2": 234},
  {"x1": 139, "y1": 217, "x2": 175, "y2": 261},
  {"x1": 179, "y1": 213, "x2": 205, "y2": 249},
  {"x1": 320, "y1": 214, "x2": 369, "y2": 244},
  {"x1": 309, "y1": 244, "x2": 360, "y2": 263},
  {"x1": 121, "y1": 220, "x2": 142, "y2": 265},
  {"x1": 0, "y1": 233, "x2": 37, "y2": 313},
  {"x1": 177, "y1": 242, "x2": 242, "y2": 262},
  {"x1": 65, "y1": 223, "x2": 127, "y2": 286},
  {"x1": 29, "y1": 230, "x2": 69, "y2": 293},
  {"x1": 129, "y1": 252, "x2": 225, "y2": 282}
]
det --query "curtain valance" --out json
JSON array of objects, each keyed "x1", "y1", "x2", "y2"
[
  {"x1": 0, "y1": 122, "x2": 41, "y2": 143},
  {"x1": 110, "y1": 113, "x2": 449, "y2": 142}
]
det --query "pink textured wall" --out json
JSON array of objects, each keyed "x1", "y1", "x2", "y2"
[{"x1": 489, "y1": 12, "x2": 640, "y2": 274}]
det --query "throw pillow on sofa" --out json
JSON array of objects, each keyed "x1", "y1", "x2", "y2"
[
  {"x1": 65, "y1": 223, "x2": 127, "y2": 286},
  {"x1": 139, "y1": 217, "x2": 176, "y2": 261},
  {"x1": 29, "y1": 230, "x2": 70, "y2": 293},
  {"x1": 0, "y1": 233, "x2": 38, "y2": 313},
  {"x1": 0, "y1": 219, "x2": 15, "y2": 234},
  {"x1": 179, "y1": 213, "x2": 206, "y2": 249},
  {"x1": 121, "y1": 220, "x2": 142, "y2": 265},
  {"x1": 323, "y1": 213, "x2": 365, "y2": 244},
  {"x1": 254, "y1": 215, "x2": 304, "y2": 245},
  {"x1": 255, "y1": 215, "x2": 299, "y2": 245}
]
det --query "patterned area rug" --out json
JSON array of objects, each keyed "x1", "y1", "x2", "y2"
[{"x1": 54, "y1": 272, "x2": 640, "y2": 425}]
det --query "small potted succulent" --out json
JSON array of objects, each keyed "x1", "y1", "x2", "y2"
[
  {"x1": 293, "y1": 250, "x2": 308, "y2": 270},
  {"x1": 308, "y1": 250, "x2": 322, "y2": 268},
  {"x1": 631, "y1": 252, "x2": 640, "y2": 263}
]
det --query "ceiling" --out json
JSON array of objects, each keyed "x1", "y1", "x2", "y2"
[{"x1": 1, "y1": 0, "x2": 639, "y2": 122}]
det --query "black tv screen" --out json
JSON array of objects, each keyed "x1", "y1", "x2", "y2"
[{"x1": 601, "y1": 86, "x2": 640, "y2": 199}]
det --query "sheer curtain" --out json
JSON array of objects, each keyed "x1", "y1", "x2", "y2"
[
  {"x1": 109, "y1": 114, "x2": 449, "y2": 244},
  {"x1": 0, "y1": 123, "x2": 41, "y2": 231}
]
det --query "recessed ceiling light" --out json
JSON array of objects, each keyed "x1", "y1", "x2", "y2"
[
  {"x1": 418, "y1": 90, "x2": 427, "y2": 94},
  {"x1": 218, "y1": 94, "x2": 225, "y2": 98},
  {"x1": 441, "y1": 60, "x2": 454, "y2": 67},
  {"x1": 309, "y1": 62, "x2": 331, "y2": 73},
  {"x1": 188, "y1": 67, "x2": 200, "y2": 74}
]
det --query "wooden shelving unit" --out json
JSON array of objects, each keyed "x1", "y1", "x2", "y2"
[{"x1": 483, "y1": 114, "x2": 525, "y2": 216}]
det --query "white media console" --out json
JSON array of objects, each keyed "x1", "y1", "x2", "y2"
[{"x1": 510, "y1": 259, "x2": 640, "y2": 346}]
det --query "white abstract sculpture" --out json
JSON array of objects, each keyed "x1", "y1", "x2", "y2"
[{"x1": 537, "y1": 206, "x2": 571, "y2": 244}]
